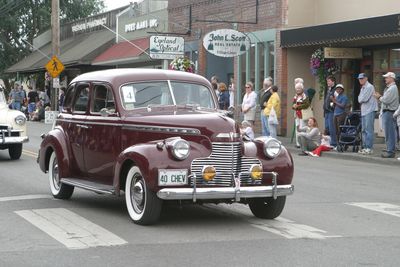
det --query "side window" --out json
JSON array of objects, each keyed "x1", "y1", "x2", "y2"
[
  {"x1": 73, "y1": 85, "x2": 89, "y2": 113},
  {"x1": 92, "y1": 85, "x2": 115, "y2": 113},
  {"x1": 63, "y1": 84, "x2": 76, "y2": 112}
]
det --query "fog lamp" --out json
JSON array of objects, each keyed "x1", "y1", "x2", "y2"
[
  {"x1": 202, "y1": 165, "x2": 216, "y2": 181},
  {"x1": 249, "y1": 164, "x2": 263, "y2": 180}
]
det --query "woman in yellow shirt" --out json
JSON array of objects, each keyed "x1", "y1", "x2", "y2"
[{"x1": 264, "y1": 85, "x2": 281, "y2": 138}]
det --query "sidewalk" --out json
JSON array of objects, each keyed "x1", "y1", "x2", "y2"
[{"x1": 278, "y1": 136, "x2": 399, "y2": 166}]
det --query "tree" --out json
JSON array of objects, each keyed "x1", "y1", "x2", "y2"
[{"x1": 0, "y1": 0, "x2": 105, "y2": 88}]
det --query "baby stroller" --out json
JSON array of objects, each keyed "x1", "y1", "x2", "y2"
[{"x1": 337, "y1": 111, "x2": 362, "y2": 152}]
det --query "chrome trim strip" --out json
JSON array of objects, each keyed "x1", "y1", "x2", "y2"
[
  {"x1": 216, "y1": 133, "x2": 240, "y2": 138},
  {"x1": 157, "y1": 184, "x2": 294, "y2": 200},
  {"x1": 122, "y1": 124, "x2": 201, "y2": 135},
  {"x1": 56, "y1": 118, "x2": 200, "y2": 135}
]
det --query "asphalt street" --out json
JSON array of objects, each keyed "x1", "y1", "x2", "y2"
[{"x1": 0, "y1": 121, "x2": 399, "y2": 266}]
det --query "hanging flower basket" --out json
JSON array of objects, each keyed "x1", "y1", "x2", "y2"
[
  {"x1": 310, "y1": 48, "x2": 339, "y2": 98},
  {"x1": 169, "y1": 56, "x2": 195, "y2": 73}
]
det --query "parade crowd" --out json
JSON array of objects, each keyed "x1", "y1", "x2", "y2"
[{"x1": 213, "y1": 72, "x2": 400, "y2": 160}]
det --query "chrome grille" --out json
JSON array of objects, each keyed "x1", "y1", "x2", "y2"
[{"x1": 191, "y1": 142, "x2": 261, "y2": 187}]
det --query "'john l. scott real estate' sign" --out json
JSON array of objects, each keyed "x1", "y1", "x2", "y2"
[{"x1": 203, "y1": 29, "x2": 250, "y2": 57}]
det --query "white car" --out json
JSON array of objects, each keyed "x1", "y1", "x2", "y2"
[{"x1": 0, "y1": 86, "x2": 29, "y2": 159}]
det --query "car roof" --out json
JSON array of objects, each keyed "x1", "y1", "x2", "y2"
[{"x1": 70, "y1": 68, "x2": 211, "y2": 87}]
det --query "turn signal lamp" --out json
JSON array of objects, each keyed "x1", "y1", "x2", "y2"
[
  {"x1": 250, "y1": 164, "x2": 263, "y2": 180},
  {"x1": 202, "y1": 165, "x2": 216, "y2": 181}
]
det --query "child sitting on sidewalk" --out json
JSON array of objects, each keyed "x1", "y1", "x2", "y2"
[
  {"x1": 307, "y1": 130, "x2": 332, "y2": 157},
  {"x1": 240, "y1": 120, "x2": 254, "y2": 141}
]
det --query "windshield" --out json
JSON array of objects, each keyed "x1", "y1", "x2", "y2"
[{"x1": 120, "y1": 81, "x2": 215, "y2": 110}]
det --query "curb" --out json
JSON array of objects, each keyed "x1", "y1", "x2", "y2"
[{"x1": 284, "y1": 145, "x2": 399, "y2": 167}]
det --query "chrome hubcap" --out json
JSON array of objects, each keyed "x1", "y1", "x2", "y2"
[
  {"x1": 131, "y1": 176, "x2": 145, "y2": 214},
  {"x1": 52, "y1": 158, "x2": 60, "y2": 190}
]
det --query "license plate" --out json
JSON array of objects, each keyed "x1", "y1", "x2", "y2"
[{"x1": 158, "y1": 169, "x2": 188, "y2": 186}]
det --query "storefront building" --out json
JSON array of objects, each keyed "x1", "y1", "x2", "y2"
[
  {"x1": 6, "y1": 7, "x2": 127, "y2": 87},
  {"x1": 93, "y1": 0, "x2": 169, "y2": 68},
  {"x1": 168, "y1": 0, "x2": 284, "y2": 133},
  {"x1": 280, "y1": 0, "x2": 400, "y2": 137}
]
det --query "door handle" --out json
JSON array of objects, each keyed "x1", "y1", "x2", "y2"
[{"x1": 77, "y1": 124, "x2": 89, "y2": 129}]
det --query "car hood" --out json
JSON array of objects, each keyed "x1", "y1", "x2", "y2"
[
  {"x1": 122, "y1": 108, "x2": 239, "y2": 141},
  {"x1": 0, "y1": 104, "x2": 24, "y2": 125}
]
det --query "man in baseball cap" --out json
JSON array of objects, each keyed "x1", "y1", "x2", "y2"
[{"x1": 374, "y1": 72, "x2": 399, "y2": 158}]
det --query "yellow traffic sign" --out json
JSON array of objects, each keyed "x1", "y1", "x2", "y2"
[{"x1": 45, "y1": 55, "x2": 64, "y2": 78}]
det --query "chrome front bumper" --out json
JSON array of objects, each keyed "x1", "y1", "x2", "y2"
[
  {"x1": 0, "y1": 136, "x2": 29, "y2": 145},
  {"x1": 157, "y1": 172, "x2": 294, "y2": 202}
]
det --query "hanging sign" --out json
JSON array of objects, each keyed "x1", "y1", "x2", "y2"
[
  {"x1": 324, "y1": 47, "x2": 362, "y2": 59},
  {"x1": 203, "y1": 29, "x2": 250, "y2": 58},
  {"x1": 149, "y1": 36, "x2": 185, "y2": 60}
]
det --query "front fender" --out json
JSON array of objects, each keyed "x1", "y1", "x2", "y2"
[
  {"x1": 38, "y1": 126, "x2": 71, "y2": 178},
  {"x1": 113, "y1": 136, "x2": 212, "y2": 195},
  {"x1": 243, "y1": 141, "x2": 294, "y2": 185}
]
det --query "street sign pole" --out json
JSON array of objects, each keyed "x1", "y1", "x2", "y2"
[{"x1": 51, "y1": 0, "x2": 60, "y2": 111}]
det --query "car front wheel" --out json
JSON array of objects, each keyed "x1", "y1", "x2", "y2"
[
  {"x1": 9, "y1": 144, "x2": 22, "y2": 160},
  {"x1": 49, "y1": 152, "x2": 74, "y2": 199},
  {"x1": 125, "y1": 166, "x2": 162, "y2": 225},
  {"x1": 249, "y1": 196, "x2": 286, "y2": 219}
]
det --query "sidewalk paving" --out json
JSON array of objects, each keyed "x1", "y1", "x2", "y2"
[{"x1": 278, "y1": 136, "x2": 399, "y2": 166}]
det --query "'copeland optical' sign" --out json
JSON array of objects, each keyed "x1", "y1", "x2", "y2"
[
  {"x1": 149, "y1": 36, "x2": 184, "y2": 60},
  {"x1": 203, "y1": 29, "x2": 250, "y2": 57}
]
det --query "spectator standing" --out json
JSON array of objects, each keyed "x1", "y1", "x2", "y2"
[
  {"x1": 241, "y1": 82, "x2": 257, "y2": 125},
  {"x1": 210, "y1": 75, "x2": 219, "y2": 99},
  {"x1": 323, "y1": 75, "x2": 337, "y2": 147},
  {"x1": 259, "y1": 77, "x2": 273, "y2": 136},
  {"x1": 9, "y1": 82, "x2": 24, "y2": 111},
  {"x1": 59, "y1": 87, "x2": 65, "y2": 111},
  {"x1": 228, "y1": 76, "x2": 235, "y2": 111},
  {"x1": 292, "y1": 82, "x2": 311, "y2": 147},
  {"x1": 39, "y1": 88, "x2": 51, "y2": 108},
  {"x1": 394, "y1": 105, "x2": 400, "y2": 160},
  {"x1": 264, "y1": 85, "x2": 280, "y2": 138},
  {"x1": 332, "y1": 84, "x2": 349, "y2": 144},
  {"x1": 357, "y1": 73, "x2": 378, "y2": 155},
  {"x1": 27, "y1": 86, "x2": 39, "y2": 119},
  {"x1": 217, "y1": 82, "x2": 230, "y2": 110},
  {"x1": 374, "y1": 72, "x2": 399, "y2": 158},
  {"x1": 297, "y1": 117, "x2": 321, "y2": 155}
]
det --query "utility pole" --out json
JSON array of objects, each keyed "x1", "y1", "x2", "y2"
[{"x1": 51, "y1": 0, "x2": 60, "y2": 111}]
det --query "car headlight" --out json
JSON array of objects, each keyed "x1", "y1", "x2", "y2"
[
  {"x1": 15, "y1": 115, "x2": 26, "y2": 126},
  {"x1": 170, "y1": 139, "x2": 190, "y2": 160},
  {"x1": 263, "y1": 138, "x2": 282, "y2": 159}
]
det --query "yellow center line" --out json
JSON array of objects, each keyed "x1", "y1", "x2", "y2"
[{"x1": 23, "y1": 149, "x2": 38, "y2": 158}]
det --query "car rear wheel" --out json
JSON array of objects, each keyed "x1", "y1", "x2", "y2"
[
  {"x1": 9, "y1": 144, "x2": 22, "y2": 160},
  {"x1": 249, "y1": 196, "x2": 286, "y2": 219},
  {"x1": 49, "y1": 152, "x2": 74, "y2": 199},
  {"x1": 125, "y1": 166, "x2": 162, "y2": 225}
]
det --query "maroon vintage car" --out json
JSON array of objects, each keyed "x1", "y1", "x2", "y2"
[{"x1": 38, "y1": 69, "x2": 294, "y2": 225}]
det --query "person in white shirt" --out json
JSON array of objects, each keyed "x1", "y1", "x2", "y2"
[{"x1": 241, "y1": 81, "x2": 257, "y2": 125}]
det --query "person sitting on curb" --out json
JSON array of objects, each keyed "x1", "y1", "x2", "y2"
[
  {"x1": 307, "y1": 130, "x2": 332, "y2": 157},
  {"x1": 240, "y1": 120, "x2": 254, "y2": 141},
  {"x1": 297, "y1": 117, "x2": 321, "y2": 155}
]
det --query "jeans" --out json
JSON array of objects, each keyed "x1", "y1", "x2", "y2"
[
  {"x1": 361, "y1": 111, "x2": 375, "y2": 149},
  {"x1": 381, "y1": 111, "x2": 397, "y2": 154},
  {"x1": 12, "y1": 101, "x2": 21, "y2": 111},
  {"x1": 325, "y1": 112, "x2": 336, "y2": 146},
  {"x1": 269, "y1": 123, "x2": 277, "y2": 138},
  {"x1": 260, "y1": 111, "x2": 270, "y2": 136}
]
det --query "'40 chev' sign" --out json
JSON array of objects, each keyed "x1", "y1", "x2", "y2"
[{"x1": 203, "y1": 29, "x2": 250, "y2": 57}]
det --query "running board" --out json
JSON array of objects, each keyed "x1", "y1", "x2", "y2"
[{"x1": 61, "y1": 178, "x2": 115, "y2": 195}]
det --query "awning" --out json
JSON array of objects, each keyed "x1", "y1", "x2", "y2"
[
  {"x1": 92, "y1": 37, "x2": 150, "y2": 65},
  {"x1": 6, "y1": 30, "x2": 115, "y2": 73},
  {"x1": 281, "y1": 13, "x2": 400, "y2": 48}
]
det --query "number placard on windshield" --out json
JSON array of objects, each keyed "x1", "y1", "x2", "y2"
[{"x1": 122, "y1": 86, "x2": 136, "y2": 103}]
